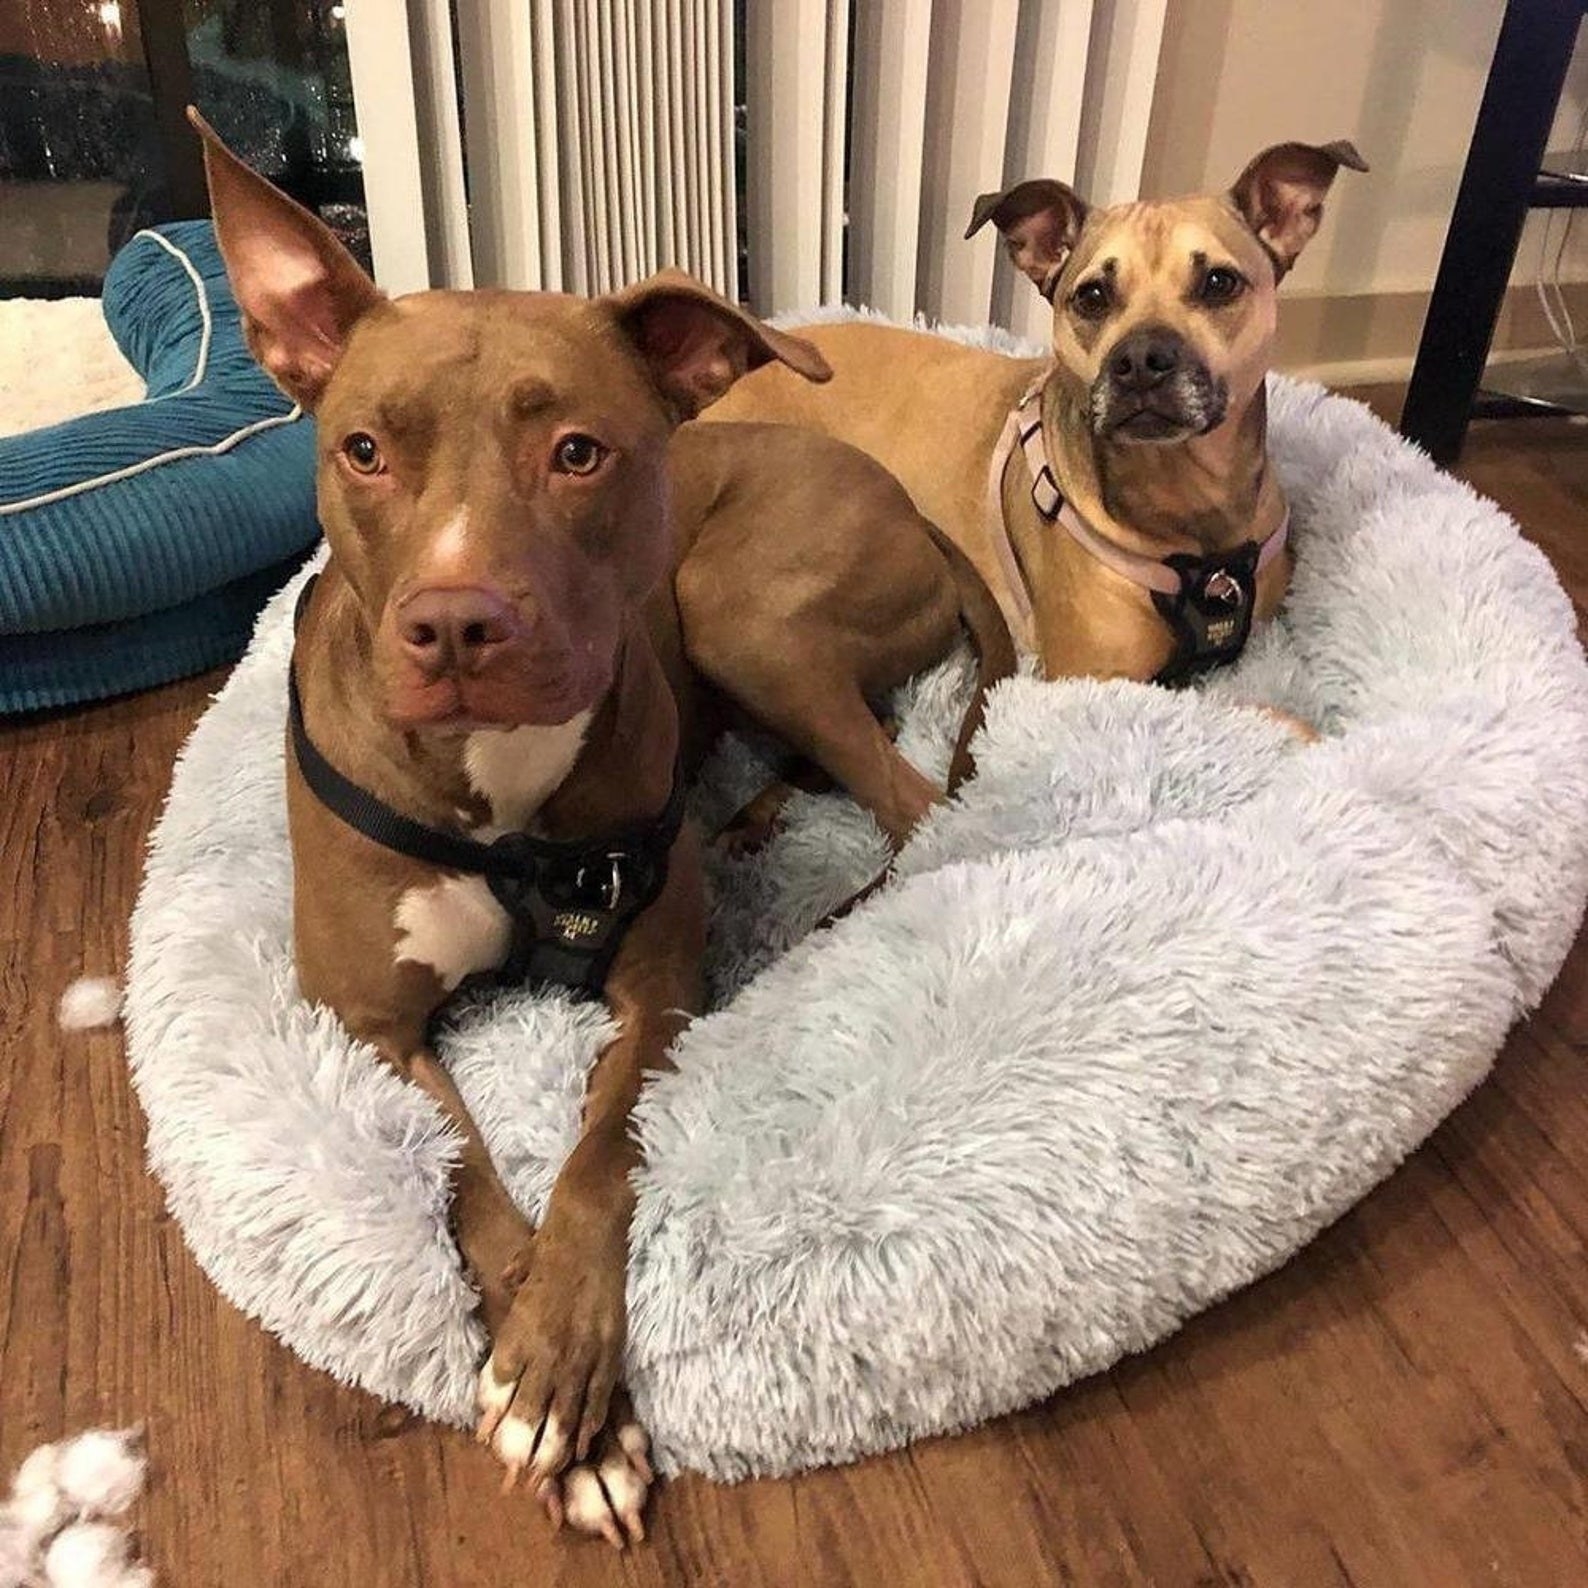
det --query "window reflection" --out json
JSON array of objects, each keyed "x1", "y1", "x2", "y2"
[{"x1": 0, "y1": 0, "x2": 368, "y2": 297}]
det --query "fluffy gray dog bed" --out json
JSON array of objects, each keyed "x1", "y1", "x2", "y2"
[{"x1": 126, "y1": 324, "x2": 1588, "y2": 1480}]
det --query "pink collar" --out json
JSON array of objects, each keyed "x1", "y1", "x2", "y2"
[{"x1": 985, "y1": 374, "x2": 1290, "y2": 646}]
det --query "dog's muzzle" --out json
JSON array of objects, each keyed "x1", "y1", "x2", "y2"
[{"x1": 1091, "y1": 327, "x2": 1228, "y2": 441}]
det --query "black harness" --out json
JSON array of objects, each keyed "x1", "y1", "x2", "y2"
[
  {"x1": 288, "y1": 576, "x2": 684, "y2": 999},
  {"x1": 1147, "y1": 542, "x2": 1262, "y2": 687}
]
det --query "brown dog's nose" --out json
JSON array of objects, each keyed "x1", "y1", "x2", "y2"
[
  {"x1": 1109, "y1": 329, "x2": 1182, "y2": 391},
  {"x1": 398, "y1": 586, "x2": 520, "y2": 674}
]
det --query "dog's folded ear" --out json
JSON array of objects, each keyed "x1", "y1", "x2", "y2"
[
  {"x1": 188, "y1": 107, "x2": 382, "y2": 409},
  {"x1": 1229, "y1": 140, "x2": 1368, "y2": 279},
  {"x1": 964, "y1": 179, "x2": 1088, "y2": 299},
  {"x1": 608, "y1": 271, "x2": 832, "y2": 419}
]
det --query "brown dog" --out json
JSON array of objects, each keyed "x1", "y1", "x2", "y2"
[
  {"x1": 191, "y1": 116, "x2": 1011, "y2": 1547},
  {"x1": 710, "y1": 141, "x2": 1365, "y2": 688}
]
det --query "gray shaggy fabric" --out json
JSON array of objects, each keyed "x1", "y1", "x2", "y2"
[{"x1": 125, "y1": 317, "x2": 1588, "y2": 1481}]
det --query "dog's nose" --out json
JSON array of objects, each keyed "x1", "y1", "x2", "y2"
[
  {"x1": 398, "y1": 586, "x2": 520, "y2": 674},
  {"x1": 1108, "y1": 330, "x2": 1182, "y2": 391}
]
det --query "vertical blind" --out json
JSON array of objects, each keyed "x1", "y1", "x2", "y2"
[{"x1": 346, "y1": 0, "x2": 1164, "y2": 344}]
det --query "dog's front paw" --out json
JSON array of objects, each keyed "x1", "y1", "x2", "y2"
[{"x1": 474, "y1": 1225, "x2": 627, "y2": 1495}]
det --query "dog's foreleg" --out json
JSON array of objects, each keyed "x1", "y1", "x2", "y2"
[
  {"x1": 476, "y1": 826, "x2": 705, "y2": 1543},
  {"x1": 373, "y1": 1039, "x2": 537, "y2": 1335}
]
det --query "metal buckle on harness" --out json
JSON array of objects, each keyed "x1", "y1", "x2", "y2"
[
  {"x1": 1030, "y1": 464, "x2": 1063, "y2": 520},
  {"x1": 1202, "y1": 568, "x2": 1244, "y2": 608},
  {"x1": 575, "y1": 853, "x2": 627, "y2": 913}
]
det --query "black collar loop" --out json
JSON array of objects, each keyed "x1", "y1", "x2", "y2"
[{"x1": 287, "y1": 574, "x2": 685, "y2": 997}]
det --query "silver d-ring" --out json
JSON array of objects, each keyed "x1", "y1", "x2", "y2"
[{"x1": 1203, "y1": 568, "x2": 1244, "y2": 607}]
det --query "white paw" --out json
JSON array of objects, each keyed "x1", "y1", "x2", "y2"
[
  {"x1": 489, "y1": 1411, "x2": 571, "y2": 1492},
  {"x1": 556, "y1": 1420, "x2": 652, "y2": 1549}
]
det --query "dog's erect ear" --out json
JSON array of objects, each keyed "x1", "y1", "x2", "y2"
[
  {"x1": 188, "y1": 107, "x2": 381, "y2": 408},
  {"x1": 1228, "y1": 139, "x2": 1368, "y2": 278},
  {"x1": 964, "y1": 179, "x2": 1088, "y2": 299},
  {"x1": 609, "y1": 270, "x2": 831, "y2": 419}
]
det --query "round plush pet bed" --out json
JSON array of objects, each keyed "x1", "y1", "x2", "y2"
[
  {"x1": 1, "y1": 220, "x2": 317, "y2": 713},
  {"x1": 125, "y1": 322, "x2": 1588, "y2": 1480}
]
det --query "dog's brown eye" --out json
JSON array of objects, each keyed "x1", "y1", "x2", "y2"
[
  {"x1": 342, "y1": 432, "x2": 384, "y2": 474},
  {"x1": 1201, "y1": 267, "x2": 1244, "y2": 304},
  {"x1": 1071, "y1": 280, "x2": 1111, "y2": 320},
  {"x1": 553, "y1": 434, "x2": 607, "y2": 476}
]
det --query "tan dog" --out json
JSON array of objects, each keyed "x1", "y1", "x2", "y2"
[
  {"x1": 710, "y1": 141, "x2": 1365, "y2": 687},
  {"x1": 191, "y1": 116, "x2": 1011, "y2": 1548}
]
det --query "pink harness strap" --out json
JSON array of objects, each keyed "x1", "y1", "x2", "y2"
[
  {"x1": 984, "y1": 400, "x2": 1040, "y2": 647},
  {"x1": 985, "y1": 375, "x2": 1290, "y2": 632}
]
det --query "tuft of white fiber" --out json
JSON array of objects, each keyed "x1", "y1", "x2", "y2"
[
  {"x1": 57, "y1": 979, "x2": 122, "y2": 1032},
  {"x1": 0, "y1": 1511, "x2": 34, "y2": 1588},
  {"x1": 1, "y1": 1431, "x2": 151, "y2": 1587},
  {"x1": 9, "y1": 1445, "x2": 68, "y2": 1542},
  {"x1": 53, "y1": 1433, "x2": 144, "y2": 1520},
  {"x1": 43, "y1": 1522, "x2": 130, "y2": 1588}
]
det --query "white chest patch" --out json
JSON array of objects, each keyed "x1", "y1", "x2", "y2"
[
  {"x1": 463, "y1": 711, "x2": 593, "y2": 833},
  {"x1": 392, "y1": 712, "x2": 593, "y2": 988},
  {"x1": 393, "y1": 874, "x2": 511, "y2": 992}
]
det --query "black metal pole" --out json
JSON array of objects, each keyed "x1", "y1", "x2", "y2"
[
  {"x1": 1399, "y1": 0, "x2": 1583, "y2": 466},
  {"x1": 138, "y1": 0, "x2": 209, "y2": 220}
]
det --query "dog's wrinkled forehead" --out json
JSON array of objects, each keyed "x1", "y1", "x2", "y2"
[
  {"x1": 317, "y1": 290, "x2": 666, "y2": 446},
  {"x1": 1067, "y1": 195, "x2": 1275, "y2": 301}
]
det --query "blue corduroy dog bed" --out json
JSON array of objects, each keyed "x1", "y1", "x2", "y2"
[{"x1": 0, "y1": 221, "x2": 319, "y2": 713}]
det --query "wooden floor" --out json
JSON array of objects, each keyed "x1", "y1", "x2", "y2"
[{"x1": 4, "y1": 391, "x2": 1587, "y2": 1588}]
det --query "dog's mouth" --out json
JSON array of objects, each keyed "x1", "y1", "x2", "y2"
[
  {"x1": 1092, "y1": 372, "x2": 1229, "y2": 445},
  {"x1": 385, "y1": 660, "x2": 602, "y2": 732},
  {"x1": 1110, "y1": 406, "x2": 1198, "y2": 442}
]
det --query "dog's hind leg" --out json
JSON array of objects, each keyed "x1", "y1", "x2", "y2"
[
  {"x1": 697, "y1": 649, "x2": 941, "y2": 850},
  {"x1": 713, "y1": 756, "x2": 839, "y2": 854},
  {"x1": 1253, "y1": 704, "x2": 1320, "y2": 743}
]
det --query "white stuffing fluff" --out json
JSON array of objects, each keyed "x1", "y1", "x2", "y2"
[
  {"x1": 42, "y1": 1524, "x2": 129, "y2": 1588},
  {"x1": 8, "y1": 1448, "x2": 69, "y2": 1543},
  {"x1": 57, "y1": 980, "x2": 122, "y2": 1032},
  {"x1": 0, "y1": 1513, "x2": 35, "y2": 1588},
  {"x1": 1, "y1": 1431, "x2": 150, "y2": 1587},
  {"x1": 123, "y1": 320, "x2": 1588, "y2": 1482},
  {"x1": 51, "y1": 1434, "x2": 144, "y2": 1520}
]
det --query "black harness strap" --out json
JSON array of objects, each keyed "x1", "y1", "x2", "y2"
[{"x1": 288, "y1": 575, "x2": 684, "y2": 998}]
